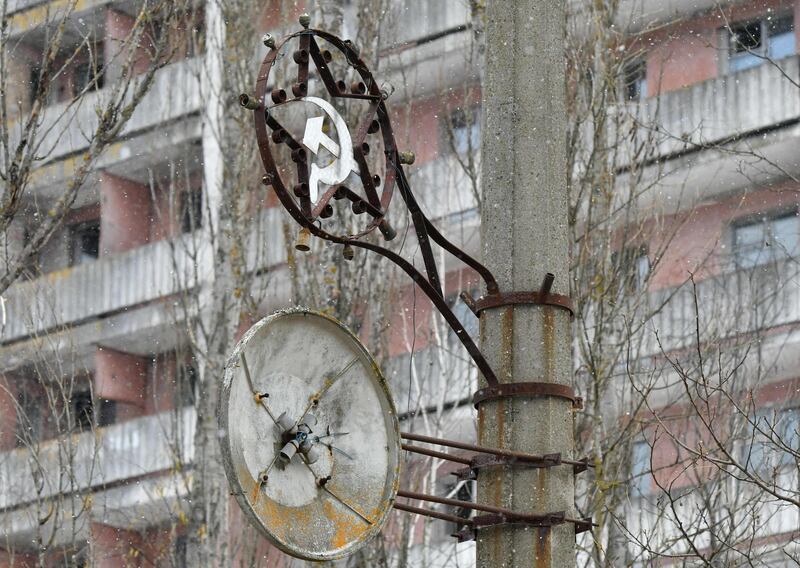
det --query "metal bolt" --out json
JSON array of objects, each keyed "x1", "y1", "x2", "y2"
[
  {"x1": 262, "y1": 33, "x2": 276, "y2": 49},
  {"x1": 239, "y1": 93, "x2": 259, "y2": 110},
  {"x1": 261, "y1": 174, "x2": 273, "y2": 186},
  {"x1": 299, "y1": 13, "x2": 311, "y2": 28},
  {"x1": 398, "y1": 151, "x2": 416, "y2": 165},
  {"x1": 295, "y1": 227, "x2": 311, "y2": 252},
  {"x1": 343, "y1": 244, "x2": 354, "y2": 261}
]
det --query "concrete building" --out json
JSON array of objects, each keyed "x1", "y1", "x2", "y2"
[{"x1": 1, "y1": 0, "x2": 799, "y2": 566}]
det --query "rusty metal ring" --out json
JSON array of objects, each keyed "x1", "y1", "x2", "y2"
[
  {"x1": 474, "y1": 291, "x2": 574, "y2": 318},
  {"x1": 473, "y1": 382, "x2": 577, "y2": 407},
  {"x1": 252, "y1": 29, "x2": 398, "y2": 240}
]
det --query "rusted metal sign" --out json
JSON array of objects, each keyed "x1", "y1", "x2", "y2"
[{"x1": 227, "y1": 15, "x2": 592, "y2": 560}]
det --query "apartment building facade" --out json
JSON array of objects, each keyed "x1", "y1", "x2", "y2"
[{"x1": 1, "y1": 0, "x2": 799, "y2": 566}]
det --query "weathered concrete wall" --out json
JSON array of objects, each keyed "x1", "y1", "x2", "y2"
[
  {"x1": 94, "y1": 346, "x2": 149, "y2": 420},
  {"x1": 100, "y1": 172, "x2": 152, "y2": 255}
]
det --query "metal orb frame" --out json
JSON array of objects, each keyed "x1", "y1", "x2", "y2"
[{"x1": 245, "y1": 26, "x2": 505, "y2": 387}]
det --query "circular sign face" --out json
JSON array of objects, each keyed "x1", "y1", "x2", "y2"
[{"x1": 219, "y1": 309, "x2": 401, "y2": 561}]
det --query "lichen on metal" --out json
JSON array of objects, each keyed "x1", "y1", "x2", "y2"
[{"x1": 219, "y1": 309, "x2": 401, "y2": 561}]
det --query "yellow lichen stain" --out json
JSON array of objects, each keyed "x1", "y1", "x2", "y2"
[
  {"x1": 322, "y1": 499, "x2": 368, "y2": 550},
  {"x1": 10, "y1": 0, "x2": 97, "y2": 36},
  {"x1": 46, "y1": 267, "x2": 73, "y2": 282}
]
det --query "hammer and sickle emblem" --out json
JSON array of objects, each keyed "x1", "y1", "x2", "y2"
[{"x1": 300, "y1": 96, "x2": 360, "y2": 204}]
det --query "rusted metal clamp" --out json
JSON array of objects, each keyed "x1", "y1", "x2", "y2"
[
  {"x1": 463, "y1": 273, "x2": 575, "y2": 318},
  {"x1": 473, "y1": 382, "x2": 582, "y2": 409},
  {"x1": 453, "y1": 453, "x2": 562, "y2": 481},
  {"x1": 453, "y1": 511, "x2": 594, "y2": 542}
]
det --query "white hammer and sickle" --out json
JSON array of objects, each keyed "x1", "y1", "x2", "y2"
[{"x1": 300, "y1": 96, "x2": 360, "y2": 204}]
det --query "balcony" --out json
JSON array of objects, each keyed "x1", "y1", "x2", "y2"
[
  {"x1": 644, "y1": 56, "x2": 800, "y2": 155},
  {"x1": 0, "y1": 406, "x2": 195, "y2": 513},
  {"x1": 643, "y1": 260, "x2": 800, "y2": 357},
  {"x1": 1, "y1": 236, "x2": 209, "y2": 343},
  {"x1": 29, "y1": 56, "x2": 203, "y2": 170},
  {"x1": 1, "y1": 207, "x2": 286, "y2": 344}
]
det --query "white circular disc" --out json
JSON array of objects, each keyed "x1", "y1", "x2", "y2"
[{"x1": 219, "y1": 309, "x2": 401, "y2": 561}]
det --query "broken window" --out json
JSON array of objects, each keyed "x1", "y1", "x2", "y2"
[
  {"x1": 728, "y1": 14, "x2": 795, "y2": 72},
  {"x1": 70, "y1": 220, "x2": 101, "y2": 266},
  {"x1": 623, "y1": 59, "x2": 648, "y2": 101}
]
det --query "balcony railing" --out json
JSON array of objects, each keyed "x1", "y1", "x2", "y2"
[
  {"x1": 1, "y1": 235, "x2": 210, "y2": 343},
  {"x1": 1, "y1": 208, "x2": 286, "y2": 343},
  {"x1": 0, "y1": 406, "x2": 195, "y2": 512},
  {"x1": 29, "y1": 56, "x2": 203, "y2": 167},
  {"x1": 618, "y1": 56, "x2": 800, "y2": 163},
  {"x1": 584, "y1": 260, "x2": 800, "y2": 359}
]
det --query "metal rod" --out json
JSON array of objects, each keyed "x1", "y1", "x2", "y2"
[
  {"x1": 399, "y1": 490, "x2": 541, "y2": 522},
  {"x1": 398, "y1": 490, "x2": 585, "y2": 525},
  {"x1": 400, "y1": 431, "x2": 589, "y2": 468},
  {"x1": 401, "y1": 443, "x2": 472, "y2": 465},
  {"x1": 540, "y1": 272, "x2": 554, "y2": 297},
  {"x1": 393, "y1": 502, "x2": 473, "y2": 526}
]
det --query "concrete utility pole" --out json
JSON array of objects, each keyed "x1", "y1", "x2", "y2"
[{"x1": 477, "y1": 0, "x2": 575, "y2": 567}]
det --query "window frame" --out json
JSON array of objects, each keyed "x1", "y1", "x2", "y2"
[
  {"x1": 725, "y1": 13, "x2": 796, "y2": 73},
  {"x1": 730, "y1": 209, "x2": 800, "y2": 270}
]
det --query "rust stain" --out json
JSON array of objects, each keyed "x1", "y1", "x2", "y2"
[
  {"x1": 542, "y1": 309, "x2": 555, "y2": 381},
  {"x1": 535, "y1": 526, "x2": 551, "y2": 566}
]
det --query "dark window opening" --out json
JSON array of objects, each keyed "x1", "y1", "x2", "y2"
[
  {"x1": 623, "y1": 60, "x2": 647, "y2": 101},
  {"x1": 177, "y1": 360, "x2": 198, "y2": 406},
  {"x1": 174, "y1": 534, "x2": 187, "y2": 565},
  {"x1": 446, "y1": 107, "x2": 481, "y2": 156},
  {"x1": 97, "y1": 399, "x2": 117, "y2": 427},
  {"x1": 72, "y1": 48, "x2": 105, "y2": 97},
  {"x1": 728, "y1": 14, "x2": 795, "y2": 72},
  {"x1": 180, "y1": 190, "x2": 203, "y2": 233},
  {"x1": 731, "y1": 21, "x2": 762, "y2": 53},
  {"x1": 70, "y1": 220, "x2": 100, "y2": 266},
  {"x1": 446, "y1": 481, "x2": 475, "y2": 534},
  {"x1": 71, "y1": 391, "x2": 94, "y2": 431}
]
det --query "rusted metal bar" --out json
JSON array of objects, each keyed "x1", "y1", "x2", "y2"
[
  {"x1": 392, "y1": 502, "x2": 473, "y2": 526},
  {"x1": 398, "y1": 490, "x2": 587, "y2": 527},
  {"x1": 400, "y1": 431, "x2": 591, "y2": 468},
  {"x1": 401, "y1": 443, "x2": 472, "y2": 465}
]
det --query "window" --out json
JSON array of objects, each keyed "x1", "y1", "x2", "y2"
[
  {"x1": 631, "y1": 440, "x2": 652, "y2": 495},
  {"x1": 177, "y1": 360, "x2": 198, "y2": 406},
  {"x1": 180, "y1": 190, "x2": 203, "y2": 233},
  {"x1": 444, "y1": 480, "x2": 475, "y2": 534},
  {"x1": 733, "y1": 213, "x2": 799, "y2": 269},
  {"x1": 71, "y1": 390, "x2": 94, "y2": 431},
  {"x1": 69, "y1": 220, "x2": 100, "y2": 266},
  {"x1": 728, "y1": 14, "x2": 795, "y2": 72},
  {"x1": 623, "y1": 59, "x2": 648, "y2": 101},
  {"x1": 96, "y1": 399, "x2": 117, "y2": 427},
  {"x1": 447, "y1": 108, "x2": 481, "y2": 156},
  {"x1": 72, "y1": 50, "x2": 105, "y2": 97},
  {"x1": 745, "y1": 407, "x2": 799, "y2": 471}
]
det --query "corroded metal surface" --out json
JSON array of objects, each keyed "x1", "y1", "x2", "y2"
[
  {"x1": 244, "y1": 26, "x2": 502, "y2": 387},
  {"x1": 219, "y1": 309, "x2": 401, "y2": 561}
]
